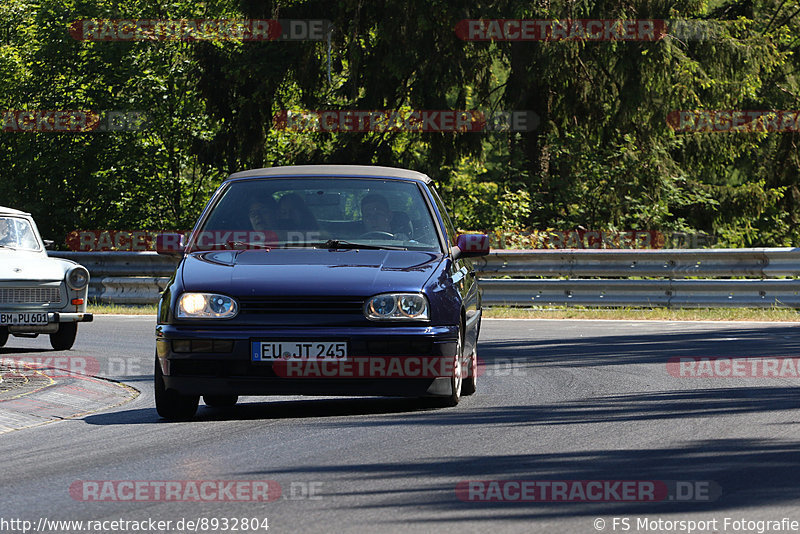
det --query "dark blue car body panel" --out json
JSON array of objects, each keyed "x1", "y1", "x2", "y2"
[{"x1": 156, "y1": 166, "x2": 482, "y2": 399}]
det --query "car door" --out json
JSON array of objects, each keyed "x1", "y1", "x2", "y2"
[{"x1": 428, "y1": 186, "x2": 481, "y2": 354}]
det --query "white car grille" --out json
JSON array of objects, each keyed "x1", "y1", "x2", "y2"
[{"x1": 0, "y1": 287, "x2": 62, "y2": 304}]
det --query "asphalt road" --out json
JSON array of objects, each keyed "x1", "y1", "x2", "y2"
[{"x1": 1, "y1": 316, "x2": 800, "y2": 533}]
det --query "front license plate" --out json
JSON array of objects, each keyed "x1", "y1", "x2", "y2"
[
  {"x1": 252, "y1": 341, "x2": 348, "y2": 361},
  {"x1": 0, "y1": 312, "x2": 49, "y2": 326}
]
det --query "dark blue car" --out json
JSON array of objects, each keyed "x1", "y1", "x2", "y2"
[{"x1": 154, "y1": 165, "x2": 489, "y2": 420}]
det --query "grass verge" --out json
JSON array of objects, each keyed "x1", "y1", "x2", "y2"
[
  {"x1": 483, "y1": 306, "x2": 800, "y2": 321},
  {"x1": 88, "y1": 302, "x2": 157, "y2": 315},
  {"x1": 87, "y1": 301, "x2": 800, "y2": 322}
]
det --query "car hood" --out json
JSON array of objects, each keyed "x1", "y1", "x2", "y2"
[
  {"x1": 180, "y1": 248, "x2": 445, "y2": 297},
  {"x1": 0, "y1": 251, "x2": 66, "y2": 281}
]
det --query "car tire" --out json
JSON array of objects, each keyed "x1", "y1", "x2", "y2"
[
  {"x1": 0, "y1": 326, "x2": 8, "y2": 348},
  {"x1": 154, "y1": 356, "x2": 199, "y2": 420},
  {"x1": 462, "y1": 343, "x2": 477, "y2": 396},
  {"x1": 49, "y1": 323, "x2": 77, "y2": 351},
  {"x1": 203, "y1": 395, "x2": 238, "y2": 408},
  {"x1": 426, "y1": 327, "x2": 463, "y2": 408}
]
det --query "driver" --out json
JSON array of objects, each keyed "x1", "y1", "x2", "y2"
[{"x1": 360, "y1": 193, "x2": 392, "y2": 234}]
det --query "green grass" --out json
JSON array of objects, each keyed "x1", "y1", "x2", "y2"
[
  {"x1": 483, "y1": 306, "x2": 800, "y2": 321},
  {"x1": 88, "y1": 302, "x2": 157, "y2": 315},
  {"x1": 87, "y1": 301, "x2": 800, "y2": 322}
]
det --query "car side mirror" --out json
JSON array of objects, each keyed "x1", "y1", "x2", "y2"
[
  {"x1": 43, "y1": 239, "x2": 55, "y2": 250},
  {"x1": 451, "y1": 234, "x2": 490, "y2": 259},
  {"x1": 156, "y1": 233, "x2": 185, "y2": 256}
]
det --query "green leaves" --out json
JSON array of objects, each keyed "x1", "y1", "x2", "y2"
[{"x1": 0, "y1": 0, "x2": 798, "y2": 248}]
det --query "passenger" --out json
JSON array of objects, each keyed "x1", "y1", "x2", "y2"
[
  {"x1": 276, "y1": 193, "x2": 318, "y2": 232},
  {"x1": 248, "y1": 197, "x2": 278, "y2": 231}
]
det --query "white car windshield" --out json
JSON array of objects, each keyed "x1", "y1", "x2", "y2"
[
  {"x1": 194, "y1": 177, "x2": 443, "y2": 252},
  {"x1": 0, "y1": 216, "x2": 41, "y2": 251}
]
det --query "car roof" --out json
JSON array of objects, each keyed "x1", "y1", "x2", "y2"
[
  {"x1": 226, "y1": 165, "x2": 432, "y2": 184},
  {"x1": 0, "y1": 206, "x2": 30, "y2": 217}
]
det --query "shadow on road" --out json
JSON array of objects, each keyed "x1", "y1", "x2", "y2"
[
  {"x1": 82, "y1": 322, "x2": 800, "y2": 521},
  {"x1": 480, "y1": 323, "x2": 800, "y2": 371},
  {"x1": 82, "y1": 396, "x2": 438, "y2": 426},
  {"x1": 0, "y1": 347, "x2": 59, "y2": 354},
  {"x1": 236, "y1": 436, "x2": 800, "y2": 520}
]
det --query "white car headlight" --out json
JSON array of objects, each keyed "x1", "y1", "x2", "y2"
[
  {"x1": 66, "y1": 266, "x2": 89, "y2": 290},
  {"x1": 177, "y1": 293, "x2": 238, "y2": 319},
  {"x1": 364, "y1": 293, "x2": 429, "y2": 321}
]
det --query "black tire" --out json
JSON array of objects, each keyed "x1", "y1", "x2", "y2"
[
  {"x1": 49, "y1": 322, "x2": 77, "y2": 351},
  {"x1": 203, "y1": 395, "x2": 238, "y2": 408},
  {"x1": 154, "y1": 356, "x2": 199, "y2": 420},
  {"x1": 462, "y1": 344, "x2": 477, "y2": 396},
  {"x1": 0, "y1": 326, "x2": 8, "y2": 348}
]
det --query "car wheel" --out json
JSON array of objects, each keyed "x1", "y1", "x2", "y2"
[
  {"x1": 0, "y1": 327, "x2": 8, "y2": 348},
  {"x1": 462, "y1": 343, "x2": 477, "y2": 396},
  {"x1": 49, "y1": 323, "x2": 77, "y2": 351},
  {"x1": 427, "y1": 327, "x2": 463, "y2": 408},
  {"x1": 203, "y1": 395, "x2": 238, "y2": 408},
  {"x1": 154, "y1": 356, "x2": 199, "y2": 420}
]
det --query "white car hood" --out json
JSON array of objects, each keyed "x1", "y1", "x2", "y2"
[{"x1": 0, "y1": 250, "x2": 67, "y2": 282}]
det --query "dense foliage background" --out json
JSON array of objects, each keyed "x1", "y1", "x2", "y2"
[{"x1": 1, "y1": 0, "x2": 798, "y2": 248}]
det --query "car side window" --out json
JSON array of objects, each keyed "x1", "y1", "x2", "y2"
[
  {"x1": 15, "y1": 219, "x2": 39, "y2": 250},
  {"x1": 0, "y1": 217, "x2": 40, "y2": 250},
  {"x1": 429, "y1": 186, "x2": 457, "y2": 247}
]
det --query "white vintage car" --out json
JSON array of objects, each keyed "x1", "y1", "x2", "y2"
[{"x1": 0, "y1": 206, "x2": 93, "y2": 350}]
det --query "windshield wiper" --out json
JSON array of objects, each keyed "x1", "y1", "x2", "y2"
[
  {"x1": 315, "y1": 239, "x2": 407, "y2": 251},
  {"x1": 227, "y1": 240, "x2": 271, "y2": 250},
  {"x1": 0, "y1": 244, "x2": 17, "y2": 250},
  {"x1": 190, "y1": 241, "x2": 271, "y2": 251}
]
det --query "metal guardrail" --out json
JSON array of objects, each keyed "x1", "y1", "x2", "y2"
[
  {"x1": 473, "y1": 248, "x2": 800, "y2": 278},
  {"x1": 51, "y1": 252, "x2": 177, "y2": 305},
  {"x1": 51, "y1": 249, "x2": 800, "y2": 308},
  {"x1": 478, "y1": 279, "x2": 800, "y2": 308}
]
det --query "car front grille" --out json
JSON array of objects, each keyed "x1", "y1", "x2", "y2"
[
  {"x1": 0, "y1": 287, "x2": 62, "y2": 304},
  {"x1": 238, "y1": 297, "x2": 364, "y2": 315}
]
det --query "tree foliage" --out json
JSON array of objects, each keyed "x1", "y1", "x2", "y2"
[{"x1": 0, "y1": 0, "x2": 798, "y2": 247}]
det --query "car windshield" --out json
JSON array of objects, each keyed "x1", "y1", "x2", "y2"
[
  {"x1": 0, "y1": 216, "x2": 40, "y2": 251},
  {"x1": 193, "y1": 177, "x2": 443, "y2": 252}
]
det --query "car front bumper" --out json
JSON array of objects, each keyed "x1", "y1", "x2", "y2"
[
  {"x1": 3, "y1": 311, "x2": 93, "y2": 333},
  {"x1": 52, "y1": 312, "x2": 94, "y2": 323},
  {"x1": 155, "y1": 324, "x2": 459, "y2": 398}
]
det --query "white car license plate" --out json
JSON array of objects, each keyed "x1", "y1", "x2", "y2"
[
  {"x1": 0, "y1": 312, "x2": 49, "y2": 326},
  {"x1": 252, "y1": 341, "x2": 348, "y2": 361}
]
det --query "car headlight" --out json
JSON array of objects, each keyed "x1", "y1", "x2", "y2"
[
  {"x1": 364, "y1": 293, "x2": 429, "y2": 321},
  {"x1": 66, "y1": 266, "x2": 89, "y2": 290},
  {"x1": 177, "y1": 293, "x2": 238, "y2": 319}
]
